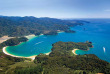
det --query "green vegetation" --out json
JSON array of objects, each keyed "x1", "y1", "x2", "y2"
[
  {"x1": 35, "y1": 54, "x2": 109, "y2": 74},
  {"x1": 0, "y1": 16, "x2": 82, "y2": 37},
  {"x1": 43, "y1": 30, "x2": 58, "y2": 35},
  {"x1": 14, "y1": 64, "x2": 43, "y2": 74},
  {"x1": 0, "y1": 53, "x2": 28, "y2": 74},
  {"x1": 50, "y1": 41, "x2": 93, "y2": 56},
  {"x1": 0, "y1": 16, "x2": 109, "y2": 73},
  {"x1": 0, "y1": 41, "x2": 110, "y2": 74},
  {"x1": 65, "y1": 30, "x2": 76, "y2": 33},
  {"x1": 0, "y1": 37, "x2": 28, "y2": 49}
]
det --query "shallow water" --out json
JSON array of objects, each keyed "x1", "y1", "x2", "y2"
[{"x1": 6, "y1": 19, "x2": 110, "y2": 62}]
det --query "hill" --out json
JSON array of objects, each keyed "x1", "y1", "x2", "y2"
[
  {"x1": 0, "y1": 16, "x2": 83, "y2": 37},
  {"x1": 0, "y1": 41, "x2": 110, "y2": 74}
]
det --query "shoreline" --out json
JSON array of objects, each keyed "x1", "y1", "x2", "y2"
[
  {"x1": 57, "y1": 31, "x2": 64, "y2": 33},
  {"x1": 2, "y1": 47, "x2": 36, "y2": 61},
  {"x1": 25, "y1": 34, "x2": 36, "y2": 40},
  {"x1": 45, "y1": 52, "x2": 51, "y2": 55},
  {"x1": 72, "y1": 49, "x2": 79, "y2": 55},
  {"x1": 0, "y1": 36, "x2": 14, "y2": 44},
  {"x1": 2, "y1": 33, "x2": 63, "y2": 60},
  {"x1": 0, "y1": 32, "x2": 63, "y2": 43},
  {"x1": 25, "y1": 34, "x2": 44, "y2": 40},
  {"x1": 0, "y1": 31, "x2": 64, "y2": 43},
  {"x1": 2, "y1": 47, "x2": 51, "y2": 61}
]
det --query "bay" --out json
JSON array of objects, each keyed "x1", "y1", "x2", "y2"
[{"x1": 6, "y1": 19, "x2": 110, "y2": 62}]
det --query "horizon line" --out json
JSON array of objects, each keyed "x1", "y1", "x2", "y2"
[{"x1": 0, "y1": 15, "x2": 110, "y2": 19}]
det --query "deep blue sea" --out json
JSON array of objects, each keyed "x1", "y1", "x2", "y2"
[{"x1": 6, "y1": 19, "x2": 110, "y2": 62}]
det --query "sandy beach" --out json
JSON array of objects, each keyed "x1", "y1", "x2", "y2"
[
  {"x1": 2, "y1": 34, "x2": 51, "y2": 61},
  {"x1": 72, "y1": 49, "x2": 79, "y2": 55},
  {"x1": 0, "y1": 36, "x2": 14, "y2": 44},
  {"x1": 25, "y1": 34, "x2": 36, "y2": 40},
  {"x1": 0, "y1": 35, "x2": 36, "y2": 44},
  {"x1": 25, "y1": 34, "x2": 44, "y2": 40},
  {"x1": 45, "y1": 52, "x2": 51, "y2": 55},
  {"x1": 2, "y1": 47, "x2": 36, "y2": 61},
  {"x1": 57, "y1": 30, "x2": 64, "y2": 33},
  {"x1": 2, "y1": 46, "x2": 51, "y2": 61}
]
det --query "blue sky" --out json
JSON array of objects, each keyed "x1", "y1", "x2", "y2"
[{"x1": 0, "y1": 0, "x2": 110, "y2": 18}]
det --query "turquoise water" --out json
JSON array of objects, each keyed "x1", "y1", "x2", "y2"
[{"x1": 6, "y1": 19, "x2": 110, "y2": 62}]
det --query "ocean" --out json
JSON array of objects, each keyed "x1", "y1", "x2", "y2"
[{"x1": 6, "y1": 19, "x2": 110, "y2": 62}]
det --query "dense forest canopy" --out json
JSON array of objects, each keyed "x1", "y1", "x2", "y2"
[
  {"x1": 50, "y1": 41, "x2": 92, "y2": 57},
  {"x1": 0, "y1": 16, "x2": 83, "y2": 37}
]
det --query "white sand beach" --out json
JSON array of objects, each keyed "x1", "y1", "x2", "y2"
[
  {"x1": 72, "y1": 49, "x2": 79, "y2": 55},
  {"x1": 25, "y1": 34, "x2": 44, "y2": 40},
  {"x1": 2, "y1": 34, "x2": 49, "y2": 61},
  {"x1": 0, "y1": 36, "x2": 14, "y2": 44},
  {"x1": 45, "y1": 52, "x2": 51, "y2": 55},
  {"x1": 57, "y1": 30, "x2": 64, "y2": 33},
  {"x1": 2, "y1": 47, "x2": 36, "y2": 61},
  {"x1": 25, "y1": 34, "x2": 36, "y2": 39}
]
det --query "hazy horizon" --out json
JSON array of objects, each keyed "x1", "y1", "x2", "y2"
[{"x1": 0, "y1": 0, "x2": 110, "y2": 18}]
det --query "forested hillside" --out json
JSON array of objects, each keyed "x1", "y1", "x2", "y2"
[
  {"x1": 0, "y1": 41, "x2": 110, "y2": 74},
  {"x1": 0, "y1": 16, "x2": 82, "y2": 37},
  {"x1": 0, "y1": 37, "x2": 28, "y2": 49}
]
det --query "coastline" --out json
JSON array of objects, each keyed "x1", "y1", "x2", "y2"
[
  {"x1": 25, "y1": 34, "x2": 44, "y2": 39},
  {"x1": 58, "y1": 31, "x2": 64, "y2": 33},
  {"x1": 45, "y1": 52, "x2": 51, "y2": 55},
  {"x1": 2, "y1": 47, "x2": 36, "y2": 61},
  {"x1": 2, "y1": 47, "x2": 51, "y2": 61},
  {"x1": 2, "y1": 33, "x2": 63, "y2": 60},
  {"x1": 0, "y1": 36, "x2": 14, "y2": 44},
  {"x1": 25, "y1": 34, "x2": 36, "y2": 40},
  {"x1": 72, "y1": 49, "x2": 79, "y2": 55}
]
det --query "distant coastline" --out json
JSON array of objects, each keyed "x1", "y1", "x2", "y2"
[
  {"x1": 25, "y1": 31, "x2": 64, "y2": 40},
  {"x1": 25, "y1": 34, "x2": 36, "y2": 40},
  {"x1": 0, "y1": 31, "x2": 64, "y2": 44}
]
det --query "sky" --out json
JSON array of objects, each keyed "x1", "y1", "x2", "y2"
[{"x1": 0, "y1": 0, "x2": 110, "y2": 18}]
